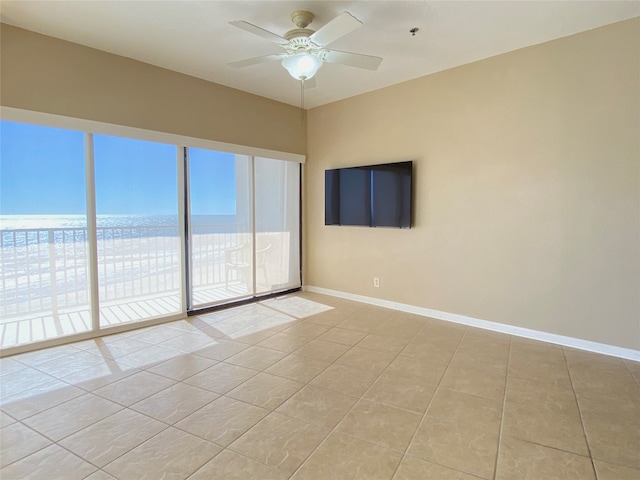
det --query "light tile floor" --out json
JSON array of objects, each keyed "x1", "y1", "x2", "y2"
[
  {"x1": 0, "y1": 282, "x2": 249, "y2": 349},
  {"x1": 1, "y1": 292, "x2": 639, "y2": 479}
]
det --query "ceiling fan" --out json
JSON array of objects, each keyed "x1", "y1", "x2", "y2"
[{"x1": 228, "y1": 10, "x2": 383, "y2": 85}]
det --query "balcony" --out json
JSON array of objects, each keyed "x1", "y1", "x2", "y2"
[{"x1": 1, "y1": 223, "x2": 260, "y2": 349}]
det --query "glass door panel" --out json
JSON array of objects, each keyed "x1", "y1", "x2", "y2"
[
  {"x1": 1, "y1": 119, "x2": 302, "y2": 353},
  {"x1": 254, "y1": 157, "x2": 301, "y2": 294},
  {"x1": 0, "y1": 121, "x2": 90, "y2": 348},
  {"x1": 94, "y1": 135, "x2": 181, "y2": 327},
  {"x1": 188, "y1": 149, "x2": 252, "y2": 307}
]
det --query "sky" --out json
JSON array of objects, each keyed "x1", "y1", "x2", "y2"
[{"x1": 0, "y1": 120, "x2": 237, "y2": 216}]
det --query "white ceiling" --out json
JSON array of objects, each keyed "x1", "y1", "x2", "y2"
[{"x1": 1, "y1": 1, "x2": 638, "y2": 108}]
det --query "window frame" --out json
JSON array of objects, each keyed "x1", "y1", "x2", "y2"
[{"x1": 0, "y1": 107, "x2": 304, "y2": 355}]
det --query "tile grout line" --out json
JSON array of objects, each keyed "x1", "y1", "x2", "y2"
[
  {"x1": 1, "y1": 298, "x2": 343, "y2": 478},
  {"x1": 491, "y1": 335, "x2": 512, "y2": 480},
  {"x1": 0, "y1": 422, "x2": 56, "y2": 470},
  {"x1": 5, "y1": 340, "x2": 245, "y2": 474},
  {"x1": 60, "y1": 405, "x2": 174, "y2": 473},
  {"x1": 206, "y1": 306, "x2": 381, "y2": 477},
  {"x1": 388, "y1": 324, "x2": 469, "y2": 480},
  {"x1": 3, "y1": 360, "x2": 117, "y2": 410},
  {"x1": 285, "y1": 311, "x2": 416, "y2": 478},
  {"x1": 152, "y1": 365, "x2": 324, "y2": 477},
  {"x1": 3, "y1": 305, "x2": 317, "y2": 477},
  {"x1": 64, "y1": 396, "x2": 229, "y2": 478},
  {"x1": 5, "y1": 405, "x2": 173, "y2": 474},
  {"x1": 5, "y1": 294, "x2": 634, "y2": 479},
  {"x1": 282, "y1": 352, "x2": 386, "y2": 473},
  {"x1": 400, "y1": 330, "x2": 509, "y2": 479},
  {"x1": 499, "y1": 344, "x2": 600, "y2": 459},
  {"x1": 89, "y1": 372, "x2": 180, "y2": 410},
  {"x1": 622, "y1": 359, "x2": 640, "y2": 388},
  {"x1": 215, "y1": 324, "x2": 346, "y2": 400},
  {"x1": 170, "y1": 393, "x2": 268, "y2": 444},
  {"x1": 562, "y1": 346, "x2": 599, "y2": 480},
  {"x1": 16, "y1": 391, "x2": 125, "y2": 437},
  {"x1": 95, "y1": 419, "x2": 216, "y2": 479}
]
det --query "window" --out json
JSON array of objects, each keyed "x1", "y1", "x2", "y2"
[
  {"x1": 188, "y1": 150, "x2": 301, "y2": 308},
  {"x1": 254, "y1": 156, "x2": 301, "y2": 294},
  {"x1": 94, "y1": 135, "x2": 182, "y2": 326},
  {"x1": 188, "y1": 149, "x2": 253, "y2": 306},
  {"x1": 0, "y1": 121, "x2": 90, "y2": 346},
  {"x1": 0, "y1": 119, "x2": 302, "y2": 350}
]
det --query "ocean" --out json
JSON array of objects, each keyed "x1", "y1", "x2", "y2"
[
  {"x1": 0, "y1": 214, "x2": 247, "y2": 317},
  {"x1": 0, "y1": 214, "x2": 239, "y2": 230}
]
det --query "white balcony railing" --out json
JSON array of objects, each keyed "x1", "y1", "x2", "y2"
[{"x1": 0, "y1": 223, "x2": 247, "y2": 318}]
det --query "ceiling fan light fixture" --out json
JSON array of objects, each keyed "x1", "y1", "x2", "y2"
[{"x1": 281, "y1": 52, "x2": 323, "y2": 80}]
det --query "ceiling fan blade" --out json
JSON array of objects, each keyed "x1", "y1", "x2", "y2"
[
  {"x1": 309, "y1": 12, "x2": 362, "y2": 47},
  {"x1": 229, "y1": 20, "x2": 289, "y2": 45},
  {"x1": 323, "y1": 50, "x2": 383, "y2": 70},
  {"x1": 227, "y1": 54, "x2": 285, "y2": 68}
]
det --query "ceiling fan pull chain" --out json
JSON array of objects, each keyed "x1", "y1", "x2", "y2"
[{"x1": 301, "y1": 78, "x2": 305, "y2": 126}]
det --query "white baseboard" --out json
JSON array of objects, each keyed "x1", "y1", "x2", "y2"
[{"x1": 304, "y1": 286, "x2": 640, "y2": 362}]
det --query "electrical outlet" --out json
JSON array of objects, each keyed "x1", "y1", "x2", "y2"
[{"x1": 373, "y1": 277, "x2": 380, "y2": 288}]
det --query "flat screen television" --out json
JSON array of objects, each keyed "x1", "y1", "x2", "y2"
[{"x1": 325, "y1": 161, "x2": 412, "y2": 228}]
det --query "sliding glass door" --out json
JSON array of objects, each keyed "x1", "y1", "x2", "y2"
[
  {"x1": 187, "y1": 150, "x2": 300, "y2": 309},
  {"x1": 188, "y1": 149, "x2": 253, "y2": 307},
  {"x1": 0, "y1": 118, "x2": 301, "y2": 350},
  {"x1": 0, "y1": 122, "x2": 90, "y2": 347},
  {"x1": 94, "y1": 135, "x2": 182, "y2": 327},
  {"x1": 254, "y1": 157, "x2": 300, "y2": 294}
]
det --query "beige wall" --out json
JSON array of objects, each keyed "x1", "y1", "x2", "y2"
[
  {"x1": 306, "y1": 18, "x2": 640, "y2": 350},
  {"x1": 0, "y1": 24, "x2": 305, "y2": 154}
]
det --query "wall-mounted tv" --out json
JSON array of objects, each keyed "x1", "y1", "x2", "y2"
[{"x1": 325, "y1": 161, "x2": 412, "y2": 228}]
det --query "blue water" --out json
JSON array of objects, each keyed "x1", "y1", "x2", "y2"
[
  {"x1": 0, "y1": 214, "x2": 239, "y2": 231},
  {"x1": 0, "y1": 214, "x2": 245, "y2": 314}
]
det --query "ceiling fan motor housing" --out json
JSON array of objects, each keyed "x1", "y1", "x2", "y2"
[
  {"x1": 284, "y1": 29, "x2": 315, "y2": 41},
  {"x1": 285, "y1": 35, "x2": 324, "y2": 57},
  {"x1": 290, "y1": 10, "x2": 314, "y2": 28},
  {"x1": 284, "y1": 10, "x2": 322, "y2": 54}
]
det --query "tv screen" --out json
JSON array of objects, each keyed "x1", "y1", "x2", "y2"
[{"x1": 325, "y1": 161, "x2": 412, "y2": 228}]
